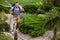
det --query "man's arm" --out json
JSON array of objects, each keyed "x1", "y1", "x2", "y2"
[
  {"x1": 19, "y1": 6, "x2": 24, "y2": 13},
  {"x1": 9, "y1": 9, "x2": 13, "y2": 14},
  {"x1": 9, "y1": 7, "x2": 13, "y2": 14},
  {"x1": 20, "y1": 8, "x2": 24, "y2": 13}
]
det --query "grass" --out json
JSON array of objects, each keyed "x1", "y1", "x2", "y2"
[{"x1": 0, "y1": 33, "x2": 13, "y2": 40}]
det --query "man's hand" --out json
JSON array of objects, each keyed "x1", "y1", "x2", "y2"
[
  {"x1": 9, "y1": 9, "x2": 13, "y2": 14},
  {"x1": 20, "y1": 8, "x2": 24, "y2": 13}
]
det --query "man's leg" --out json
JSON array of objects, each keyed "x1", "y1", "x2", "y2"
[
  {"x1": 16, "y1": 16, "x2": 20, "y2": 32},
  {"x1": 17, "y1": 16, "x2": 20, "y2": 22},
  {"x1": 13, "y1": 16, "x2": 20, "y2": 32},
  {"x1": 13, "y1": 16, "x2": 17, "y2": 32}
]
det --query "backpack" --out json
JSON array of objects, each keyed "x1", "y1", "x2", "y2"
[
  {"x1": 12, "y1": 3, "x2": 15, "y2": 7},
  {"x1": 11, "y1": 4, "x2": 20, "y2": 11}
]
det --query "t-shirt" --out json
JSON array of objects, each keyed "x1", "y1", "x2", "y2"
[
  {"x1": 11, "y1": 5, "x2": 22, "y2": 16},
  {"x1": 11, "y1": 5, "x2": 22, "y2": 10}
]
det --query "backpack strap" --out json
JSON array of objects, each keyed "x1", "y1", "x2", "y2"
[
  {"x1": 12, "y1": 6, "x2": 20, "y2": 11},
  {"x1": 12, "y1": 4, "x2": 15, "y2": 7},
  {"x1": 18, "y1": 6, "x2": 20, "y2": 11},
  {"x1": 12, "y1": 6, "x2": 15, "y2": 11}
]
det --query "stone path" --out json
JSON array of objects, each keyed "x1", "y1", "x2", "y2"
[
  {"x1": 18, "y1": 31, "x2": 54, "y2": 40},
  {"x1": 3, "y1": 31, "x2": 54, "y2": 40}
]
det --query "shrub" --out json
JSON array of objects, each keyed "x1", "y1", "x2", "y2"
[
  {"x1": 0, "y1": 13, "x2": 10, "y2": 32},
  {"x1": 0, "y1": 13, "x2": 7, "y2": 21},
  {"x1": 19, "y1": 24, "x2": 46, "y2": 37},
  {"x1": 45, "y1": 7, "x2": 60, "y2": 30},
  {"x1": 23, "y1": 3, "x2": 52, "y2": 14},
  {"x1": 0, "y1": 22, "x2": 10, "y2": 32},
  {"x1": 0, "y1": 5, "x2": 10, "y2": 13},
  {"x1": 23, "y1": 5, "x2": 38, "y2": 14},
  {"x1": 29, "y1": 28, "x2": 46, "y2": 37},
  {"x1": 19, "y1": 9, "x2": 60, "y2": 37},
  {"x1": 22, "y1": 0, "x2": 53, "y2": 14},
  {"x1": 19, "y1": 14, "x2": 46, "y2": 37},
  {"x1": 0, "y1": 33, "x2": 13, "y2": 40}
]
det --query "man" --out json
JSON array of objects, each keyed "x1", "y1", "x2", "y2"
[{"x1": 9, "y1": 2, "x2": 24, "y2": 33}]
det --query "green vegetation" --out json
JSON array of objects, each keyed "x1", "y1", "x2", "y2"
[
  {"x1": 0, "y1": 0, "x2": 60, "y2": 38},
  {"x1": 19, "y1": 13, "x2": 46, "y2": 37},
  {"x1": 0, "y1": 5, "x2": 10, "y2": 13},
  {"x1": 0, "y1": 13, "x2": 10, "y2": 32},
  {"x1": 0, "y1": 33, "x2": 13, "y2": 40},
  {"x1": 19, "y1": 7, "x2": 60, "y2": 37},
  {"x1": 0, "y1": 13, "x2": 7, "y2": 21},
  {"x1": 0, "y1": 22, "x2": 10, "y2": 32},
  {"x1": 0, "y1": 13, "x2": 10, "y2": 40}
]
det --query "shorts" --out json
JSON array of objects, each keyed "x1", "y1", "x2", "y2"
[
  {"x1": 12, "y1": 14, "x2": 20, "y2": 22},
  {"x1": 12, "y1": 14, "x2": 20, "y2": 17}
]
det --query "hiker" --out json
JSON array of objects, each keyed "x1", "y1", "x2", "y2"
[{"x1": 9, "y1": 2, "x2": 24, "y2": 33}]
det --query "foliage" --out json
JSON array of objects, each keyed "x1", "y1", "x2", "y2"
[
  {"x1": 0, "y1": 21, "x2": 10, "y2": 32},
  {"x1": 0, "y1": 0, "x2": 60, "y2": 6},
  {"x1": 0, "y1": 33, "x2": 13, "y2": 40},
  {"x1": 19, "y1": 7, "x2": 60, "y2": 36},
  {"x1": 0, "y1": 13, "x2": 7, "y2": 21},
  {"x1": 45, "y1": 7, "x2": 60, "y2": 30},
  {"x1": 0, "y1": 0, "x2": 53, "y2": 13},
  {"x1": 0, "y1": 13, "x2": 10, "y2": 32},
  {"x1": 0, "y1": 5, "x2": 10, "y2": 13},
  {"x1": 19, "y1": 14, "x2": 46, "y2": 37},
  {"x1": 23, "y1": 5, "x2": 38, "y2": 13},
  {"x1": 0, "y1": 0, "x2": 60, "y2": 37}
]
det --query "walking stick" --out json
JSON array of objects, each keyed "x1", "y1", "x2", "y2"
[{"x1": 52, "y1": 25, "x2": 57, "y2": 40}]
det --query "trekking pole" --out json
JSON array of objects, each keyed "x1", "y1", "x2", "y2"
[
  {"x1": 14, "y1": 19, "x2": 18, "y2": 40},
  {"x1": 14, "y1": 30, "x2": 17, "y2": 40},
  {"x1": 52, "y1": 25, "x2": 57, "y2": 40}
]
